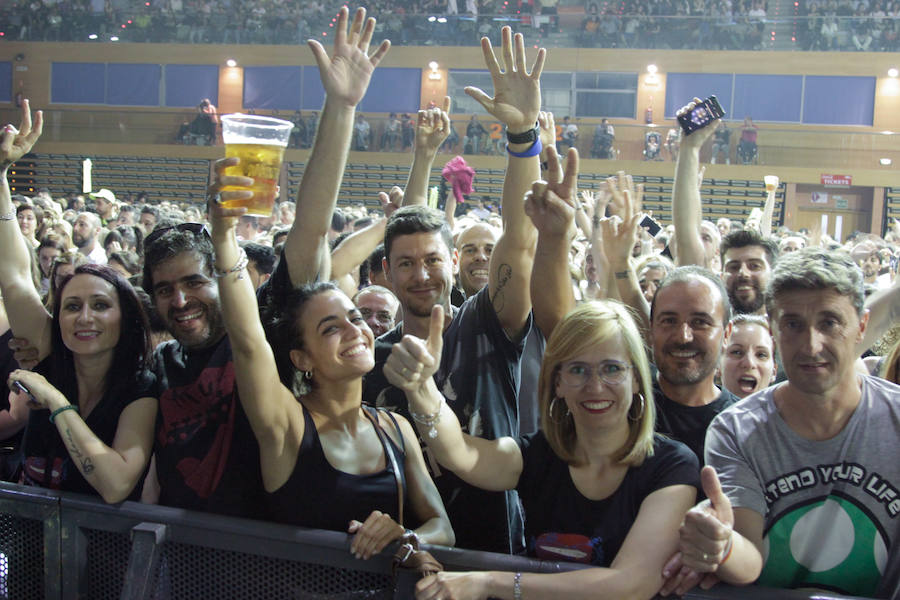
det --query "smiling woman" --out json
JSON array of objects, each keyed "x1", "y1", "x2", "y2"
[{"x1": 0, "y1": 102, "x2": 157, "y2": 504}]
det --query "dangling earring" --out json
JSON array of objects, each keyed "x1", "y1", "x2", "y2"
[
  {"x1": 629, "y1": 393, "x2": 645, "y2": 422},
  {"x1": 549, "y1": 397, "x2": 571, "y2": 424}
]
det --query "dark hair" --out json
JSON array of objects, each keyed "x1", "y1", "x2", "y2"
[
  {"x1": 720, "y1": 229, "x2": 779, "y2": 268},
  {"x1": 367, "y1": 243, "x2": 386, "y2": 276},
  {"x1": 114, "y1": 225, "x2": 144, "y2": 256},
  {"x1": 108, "y1": 250, "x2": 143, "y2": 276},
  {"x1": 38, "y1": 233, "x2": 67, "y2": 256},
  {"x1": 17, "y1": 203, "x2": 43, "y2": 230},
  {"x1": 354, "y1": 217, "x2": 374, "y2": 229},
  {"x1": 49, "y1": 264, "x2": 152, "y2": 403},
  {"x1": 242, "y1": 242, "x2": 276, "y2": 275},
  {"x1": 142, "y1": 224, "x2": 214, "y2": 295},
  {"x1": 383, "y1": 205, "x2": 453, "y2": 264},
  {"x1": 265, "y1": 281, "x2": 339, "y2": 394},
  {"x1": 118, "y1": 204, "x2": 136, "y2": 216},
  {"x1": 331, "y1": 209, "x2": 347, "y2": 233},
  {"x1": 650, "y1": 265, "x2": 733, "y2": 327},
  {"x1": 140, "y1": 205, "x2": 159, "y2": 220}
]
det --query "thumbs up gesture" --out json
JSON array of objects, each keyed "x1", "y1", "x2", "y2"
[
  {"x1": 384, "y1": 305, "x2": 444, "y2": 393},
  {"x1": 679, "y1": 466, "x2": 735, "y2": 572}
]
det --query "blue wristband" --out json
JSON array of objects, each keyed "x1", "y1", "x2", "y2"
[{"x1": 506, "y1": 138, "x2": 543, "y2": 158}]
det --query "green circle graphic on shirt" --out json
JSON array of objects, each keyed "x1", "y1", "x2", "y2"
[{"x1": 759, "y1": 496, "x2": 886, "y2": 596}]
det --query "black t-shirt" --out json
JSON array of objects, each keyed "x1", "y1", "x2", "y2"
[
  {"x1": 652, "y1": 371, "x2": 740, "y2": 465},
  {"x1": 22, "y1": 360, "x2": 155, "y2": 500},
  {"x1": 153, "y1": 335, "x2": 266, "y2": 518},
  {"x1": 363, "y1": 286, "x2": 532, "y2": 554},
  {"x1": 516, "y1": 432, "x2": 700, "y2": 566}
]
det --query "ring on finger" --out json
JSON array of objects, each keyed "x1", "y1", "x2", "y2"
[{"x1": 701, "y1": 552, "x2": 710, "y2": 561}]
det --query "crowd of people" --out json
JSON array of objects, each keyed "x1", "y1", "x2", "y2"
[
  {"x1": 5, "y1": 0, "x2": 898, "y2": 51},
  {"x1": 2, "y1": 8, "x2": 900, "y2": 600}
]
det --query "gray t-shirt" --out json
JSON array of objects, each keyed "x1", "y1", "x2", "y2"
[{"x1": 706, "y1": 375, "x2": 900, "y2": 599}]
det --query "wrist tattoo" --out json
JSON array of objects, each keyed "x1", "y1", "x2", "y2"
[{"x1": 614, "y1": 271, "x2": 629, "y2": 279}]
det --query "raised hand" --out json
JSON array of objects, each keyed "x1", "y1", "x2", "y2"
[
  {"x1": 524, "y1": 147, "x2": 580, "y2": 239},
  {"x1": 415, "y1": 96, "x2": 451, "y2": 155},
  {"x1": 605, "y1": 170, "x2": 643, "y2": 220},
  {"x1": 307, "y1": 7, "x2": 391, "y2": 108},
  {"x1": 347, "y1": 510, "x2": 404, "y2": 560},
  {"x1": 464, "y1": 27, "x2": 546, "y2": 132},
  {"x1": 0, "y1": 99, "x2": 43, "y2": 170},
  {"x1": 598, "y1": 186, "x2": 642, "y2": 267},
  {"x1": 415, "y1": 571, "x2": 491, "y2": 600},
  {"x1": 378, "y1": 185, "x2": 404, "y2": 219},
  {"x1": 384, "y1": 305, "x2": 444, "y2": 393},
  {"x1": 9, "y1": 369, "x2": 66, "y2": 411},
  {"x1": 9, "y1": 337, "x2": 40, "y2": 370},
  {"x1": 678, "y1": 98, "x2": 719, "y2": 150},
  {"x1": 537, "y1": 111, "x2": 556, "y2": 153},
  {"x1": 206, "y1": 157, "x2": 250, "y2": 234}
]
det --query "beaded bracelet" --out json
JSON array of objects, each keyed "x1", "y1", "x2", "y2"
[
  {"x1": 513, "y1": 572, "x2": 523, "y2": 600},
  {"x1": 213, "y1": 247, "x2": 248, "y2": 280},
  {"x1": 0, "y1": 208, "x2": 16, "y2": 221},
  {"x1": 49, "y1": 404, "x2": 79, "y2": 424}
]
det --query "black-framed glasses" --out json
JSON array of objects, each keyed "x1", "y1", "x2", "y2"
[
  {"x1": 144, "y1": 222, "x2": 209, "y2": 247},
  {"x1": 558, "y1": 360, "x2": 632, "y2": 387}
]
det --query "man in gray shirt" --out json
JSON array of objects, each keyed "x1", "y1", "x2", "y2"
[{"x1": 662, "y1": 247, "x2": 900, "y2": 599}]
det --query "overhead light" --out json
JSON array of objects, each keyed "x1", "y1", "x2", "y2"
[
  {"x1": 889, "y1": 68, "x2": 899, "y2": 78},
  {"x1": 428, "y1": 61, "x2": 439, "y2": 70},
  {"x1": 880, "y1": 158, "x2": 892, "y2": 166},
  {"x1": 428, "y1": 16, "x2": 436, "y2": 22},
  {"x1": 883, "y1": 130, "x2": 894, "y2": 135},
  {"x1": 647, "y1": 64, "x2": 658, "y2": 74},
  {"x1": 88, "y1": 33, "x2": 98, "y2": 40},
  {"x1": 437, "y1": 17, "x2": 447, "y2": 23},
  {"x1": 226, "y1": 59, "x2": 237, "y2": 67},
  {"x1": 110, "y1": 36, "x2": 119, "y2": 41}
]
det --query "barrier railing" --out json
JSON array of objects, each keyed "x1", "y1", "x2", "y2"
[{"x1": 0, "y1": 482, "x2": 875, "y2": 600}]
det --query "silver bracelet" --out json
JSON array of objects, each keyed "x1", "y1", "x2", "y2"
[
  {"x1": 0, "y1": 208, "x2": 15, "y2": 221},
  {"x1": 513, "y1": 572, "x2": 522, "y2": 600},
  {"x1": 213, "y1": 247, "x2": 248, "y2": 279},
  {"x1": 409, "y1": 399, "x2": 442, "y2": 439}
]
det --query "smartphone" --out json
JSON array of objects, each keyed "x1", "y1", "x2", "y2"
[
  {"x1": 639, "y1": 214, "x2": 662, "y2": 237},
  {"x1": 677, "y1": 96, "x2": 725, "y2": 136},
  {"x1": 11, "y1": 380, "x2": 36, "y2": 403}
]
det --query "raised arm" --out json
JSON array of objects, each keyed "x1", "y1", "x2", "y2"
[
  {"x1": 671, "y1": 101, "x2": 718, "y2": 267},
  {"x1": 601, "y1": 186, "x2": 650, "y2": 335},
  {"x1": 384, "y1": 306, "x2": 524, "y2": 492},
  {"x1": 466, "y1": 27, "x2": 546, "y2": 341},
  {"x1": 0, "y1": 101, "x2": 51, "y2": 359},
  {"x1": 525, "y1": 147, "x2": 579, "y2": 338},
  {"x1": 207, "y1": 176, "x2": 305, "y2": 492},
  {"x1": 403, "y1": 97, "x2": 451, "y2": 207},
  {"x1": 10, "y1": 368, "x2": 156, "y2": 504},
  {"x1": 858, "y1": 279, "x2": 900, "y2": 355},
  {"x1": 282, "y1": 7, "x2": 391, "y2": 286}
]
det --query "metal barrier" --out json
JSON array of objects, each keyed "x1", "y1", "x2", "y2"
[{"x1": 0, "y1": 482, "x2": 873, "y2": 600}]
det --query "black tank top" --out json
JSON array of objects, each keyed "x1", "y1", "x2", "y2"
[{"x1": 266, "y1": 405, "x2": 407, "y2": 530}]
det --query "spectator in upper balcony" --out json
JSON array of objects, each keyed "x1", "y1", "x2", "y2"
[
  {"x1": 463, "y1": 115, "x2": 487, "y2": 154},
  {"x1": 354, "y1": 113, "x2": 371, "y2": 151},
  {"x1": 381, "y1": 112, "x2": 401, "y2": 151},
  {"x1": 558, "y1": 116, "x2": 578, "y2": 153}
]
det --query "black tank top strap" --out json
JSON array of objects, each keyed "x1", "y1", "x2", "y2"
[{"x1": 379, "y1": 408, "x2": 406, "y2": 455}]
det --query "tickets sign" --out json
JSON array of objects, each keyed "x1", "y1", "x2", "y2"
[{"x1": 821, "y1": 174, "x2": 852, "y2": 187}]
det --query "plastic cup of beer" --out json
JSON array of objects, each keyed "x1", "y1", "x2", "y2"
[
  {"x1": 764, "y1": 175, "x2": 779, "y2": 193},
  {"x1": 220, "y1": 114, "x2": 293, "y2": 216}
]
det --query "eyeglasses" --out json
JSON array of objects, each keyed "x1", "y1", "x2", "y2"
[
  {"x1": 558, "y1": 360, "x2": 632, "y2": 387},
  {"x1": 144, "y1": 222, "x2": 209, "y2": 247}
]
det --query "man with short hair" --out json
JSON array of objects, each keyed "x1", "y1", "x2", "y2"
[
  {"x1": 72, "y1": 211, "x2": 107, "y2": 264},
  {"x1": 852, "y1": 240, "x2": 892, "y2": 290},
  {"x1": 139, "y1": 206, "x2": 159, "y2": 235},
  {"x1": 353, "y1": 285, "x2": 399, "y2": 337},
  {"x1": 241, "y1": 242, "x2": 275, "y2": 290},
  {"x1": 667, "y1": 248, "x2": 900, "y2": 599},
  {"x1": 779, "y1": 234, "x2": 806, "y2": 253},
  {"x1": 89, "y1": 188, "x2": 118, "y2": 226},
  {"x1": 455, "y1": 221, "x2": 499, "y2": 298},
  {"x1": 116, "y1": 204, "x2": 137, "y2": 227},
  {"x1": 650, "y1": 266, "x2": 739, "y2": 463},
  {"x1": 365, "y1": 243, "x2": 390, "y2": 289},
  {"x1": 235, "y1": 215, "x2": 261, "y2": 241},
  {"x1": 720, "y1": 229, "x2": 779, "y2": 316},
  {"x1": 716, "y1": 217, "x2": 732, "y2": 238}
]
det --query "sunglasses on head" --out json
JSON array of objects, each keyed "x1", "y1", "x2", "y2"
[{"x1": 144, "y1": 222, "x2": 209, "y2": 247}]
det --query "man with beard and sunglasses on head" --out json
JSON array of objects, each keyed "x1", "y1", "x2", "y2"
[
  {"x1": 649, "y1": 266, "x2": 740, "y2": 465},
  {"x1": 141, "y1": 7, "x2": 391, "y2": 517},
  {"x1": 720, "y1": 229, "x2": 779, "y2": 316}
]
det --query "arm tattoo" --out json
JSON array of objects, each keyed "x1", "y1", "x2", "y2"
[
  {"x1": 63, "y1": 428, "x2": 94, "y2": 475},
  {"x1": 614, "y1": 271, "x2": 629, "y2": 279},
  {"x1": 491, "y1": 263, "x2": 512, "y2": 313}
]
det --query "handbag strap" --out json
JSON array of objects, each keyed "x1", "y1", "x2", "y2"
[{"x1": 362, "y1": 405, "x2": 404, "y2": 527}]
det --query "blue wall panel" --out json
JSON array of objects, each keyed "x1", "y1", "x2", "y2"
[
  {"x1": 664, "y1": 73, "x2": 733, "y2": 119},
  {"x1": 243, "y1": 66, "x2": 302, "y2": 110},
  {"x1": 300, "y1": 66, "x2": 326, "y2": 111},
  {"x1": 0, "y1": 63, "x2": 11, "y2": 103},
  {"x1": 107, "y1": 63, "x2": 160, "y2": 106},
  {"x1": 802, "y1": 76, "x2": 875, "y2": 126},
  {"x1": 733, "y1": 74, "x2": 802, "y2": 122},
  {"x1": 358, "y1": 68, "x2": 421, "y2": 113},
  {"x1": 51, "y1": 63, "x2": 106, "y2": 104},
  {"x1": 165, "y1": 64, "x2": 218, "y2": 108}
]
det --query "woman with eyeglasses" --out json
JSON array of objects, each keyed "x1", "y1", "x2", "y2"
[
  {"x1": 386, "y1": 150, "x2": 700, "y2": 600},
  {"x1": 0, "y1": 102, "x2": 157, "y2": 503}
]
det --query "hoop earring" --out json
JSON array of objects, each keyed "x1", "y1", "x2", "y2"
[
  {"x1": 629, "y1": 393, "x2": 645, "y2": 422},
  {"x1": 304, "y1": 370, "x2": 313, "y2": 380},
  {"x1": 549, "y1": 397, "x2": 571, "y2": 425}
]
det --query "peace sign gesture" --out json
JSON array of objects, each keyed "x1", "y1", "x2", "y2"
[{"x1": 1, "y1": 99, "x2": 43, "y2": 170}]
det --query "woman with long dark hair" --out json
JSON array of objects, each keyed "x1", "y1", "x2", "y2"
[{"x1": 0, "y1": 102, "x2": 157, "y2": 503}]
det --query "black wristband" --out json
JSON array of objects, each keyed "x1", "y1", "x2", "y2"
[{"x1": 506, "y1": 123, "x2": 539, "y2": 144}]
